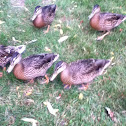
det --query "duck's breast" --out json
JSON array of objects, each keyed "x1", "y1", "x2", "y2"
[
  {"x1": 90, "y1": 13, "x2": 102, "y2": 31},
  {"x1": 33, "y1": 14, "x2": 46, "y2": 28}
]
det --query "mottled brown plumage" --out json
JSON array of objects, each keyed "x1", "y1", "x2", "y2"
[
  {"x1": 31, "y1": 4, "x2": 56, "y2": 34},
  {"x1": 0, "y1": 45, "x2": 25, "y2": 69},
  {"x1": 7, "y1": 53, "x2": 59, "y2": 83},
  {"x1": 89, "y1": 4, "x2": 126, "y2": 40},
  {"x1": 0, "y1": 45, "x2": 26, "y2": 78},
  {"x1": 50, "y1": 59, "x2": 111, "y2": 90}
]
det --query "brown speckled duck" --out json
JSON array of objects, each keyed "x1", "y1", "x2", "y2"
[
  {"x1": 89, "y1": 4, "x2": 126, "y2": 40},
  {"x1": 0, "y1": 45, "x2": 26, "y2": 77},
  {"x1": 7, "y1": 53, "x2": 59, "y2": 83},
  {"x1": 50, "y1": 59, "x2": 111, "y2": 90},
  {"x1": 31, "y1": 4, "x2": 56, "y2": 34}
]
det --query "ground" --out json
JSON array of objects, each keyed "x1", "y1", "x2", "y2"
[{"x1": 0, "y1": 0, "x2": 126, "y2": 125}]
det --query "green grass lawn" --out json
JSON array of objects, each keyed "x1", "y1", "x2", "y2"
[{"x1": 0, "y1": 0, "x2": 126, "y2": 125}]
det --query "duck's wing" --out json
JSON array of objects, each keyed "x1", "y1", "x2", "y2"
[
  {"x1": 23, "y1": 53, "x2": 58, "y2": 69},
  {"x1": 69, "y1": 59, "x2": 110, "y2": 76},
  {"x1": 100, "y1": 13, "x2": 126, "y2": 28},
  {"x1": 69, "y1": 59, "x2": 96, "y2": 75}
]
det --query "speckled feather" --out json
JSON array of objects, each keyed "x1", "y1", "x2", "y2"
[
  {"x1": 60, "y1": 59, "x2": 110, "y2": 85},
  {"x1": 13, "y1": 53, "x2": 58, "y2": 80},
  {"x1": 0, "y1": 45, "x2": 16, "y2": 67}
]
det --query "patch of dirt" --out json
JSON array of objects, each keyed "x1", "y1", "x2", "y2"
[{"x1": 10, "y1": 0, "x2": 25, "y2": 7}]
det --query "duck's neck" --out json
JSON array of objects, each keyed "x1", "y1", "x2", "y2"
[{"x1": 60, "y1": 67, "x2": 70, "y2": 83}]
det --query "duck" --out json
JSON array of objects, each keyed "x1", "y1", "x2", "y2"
[
  {"x1": 89, "y1": 4, "x2": 126, "y2": 40},
  {"x1": 31, "y1": 4, "x2": 56, "y2": 34},
  {"x1": 0, "y1": 45, "x2": 26, "y2": 77},
  {"x1": 50, "y1": 59, "x2": 111, "y2": 90},
  {"x1": 7, "y1": 53, "x2": 59, "y2": 84}
]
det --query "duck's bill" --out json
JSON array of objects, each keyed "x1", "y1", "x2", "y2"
[
  {"x1": 7, "y1": 64, "x2": 15, "y2": 73},
  {"x1": 31, "y1": 14, "x2": 37, "y2": 21},
  {"x1": 104, "y1": 59, "x2": 111, "y2": 69},
  {"x1": 7, "y1": 53, "x2": 21, "y2": 73},
  {"x1": 53, "y1": 54, "x2": 59, "y2": 63},
  {"x1": 50, "y1": 71, "x2": 59, "y2": 81}
]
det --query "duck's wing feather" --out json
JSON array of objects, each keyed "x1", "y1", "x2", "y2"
[
  {"x1": 69, "y1": 59, "x2": 109, "y2": 76},
  {"x1": 100, "y1": 13, "x2": 125, "y2": 27},
  {"x1": 22, "y1": 53, "x2": 56, "y2": 69}
]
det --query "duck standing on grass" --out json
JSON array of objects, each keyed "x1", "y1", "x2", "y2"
[
  {"x1": 50, "y1": 59, "x2": 111, "y2": 90},
  {"x1": 31, "y1": 4, "x2": 56, "y2": 34},
  {"x1": 89, "y1": 4, "x2": 126, "y2": 40},
  {"x1": 7, "y1": 53, "x2": 59, "y2": 84},
  {"x1": 0, "y1": 45, "x2": 26, "y2": 77}
]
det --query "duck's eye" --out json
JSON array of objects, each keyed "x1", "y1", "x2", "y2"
[{"x1": 18, "y1": 47, "x2": 22, "y2": 49}]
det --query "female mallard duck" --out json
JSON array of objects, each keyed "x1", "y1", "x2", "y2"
[
  {"x1": 50, "y1": 59, "x2": 111, "y2": 90},
  {"x1": 31, "y1": 4, "x2": 56, "y2": 34},
  {"x1": 7, "y1": 53, "x2": 59, "y2": 83},
  {"x1": 89, "y1": 4, "x2": 126, "y2": 40},
  {"x1": 0, "y1": 45, "x2": 26, "y2": 77}
]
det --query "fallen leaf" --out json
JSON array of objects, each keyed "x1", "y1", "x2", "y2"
[
  {"x1": 80, "y1": 20, "x2": 84, "y2": 24},
  {"x1": 9, "y1": 116, "x2": 15, "y2": 125},
  {"x1": 25, "y1": 39, "x2": 37, "y2": 44},
  {"x1": 0, "y1": 20, "x2": 5, "y2": 25},
  {"x1": 7, "y1": 15, "x2": 11, "y2": 18},
  {"x1": 12, "y1": 37, "x2": 22, "y2": 43},
  {"x1": 66, "y1": 25, "x2": 72, "y2": 30},
  {"x1": 79, "y1": 93, "x2": 83, "y2": 100},
  {"x1": 58, "y1": 20, "x2": 62, "y2": 24},
  {"x1": 56, "y1": 94, "x2": 61, "y2": 100},
  {"x1": 24, "y1": 99, "x2": 34, "y2": 106},
  {"x1": 60, "y1": 29, "x2": 63, "y2": 35},
  {"x1": 105, "y1": 107, "x2": 114, "y2": 119},
  {"x1": 43, "y1": 101, "x2": 59, "y2": 116},
  {"x1": 73, "y1": 34, "x2": 77, "y2": 38},
  {"x1": 16, "y1": 86, "x2": 20, "y2": 91},
  {"x1": 110, "y1": 56, "x2": 114, "y2": 61},
  {"x1": 24, "y1": 7, "x2": 29, "y2": 11},
  {"x1": 54, "y1": 24, "x2": 61, "y2": 28},
  {"x1": 110, "y1": 52, "x2": 114, "y2": 55},
  {"x1": 78, "y1": 25, "x2": 81, "y2": 28},
  {"x1": 58, "y1": 36, "x2": 69, "y2": 43},
  {"x1": 44, "y1": 46, "x2": 51, "y2": 52},
  {"x1": 119, "y1": 28, "x2": 123, "y2": 32},
  {"x1": 105, "y1": 107, "x2": 117, "y2": 122},
  {"x1": 21, "y1": 118, "x2": 38, "y2": 126},
  {"x1": 24, "y1": 87, "x2": 33, "y2": 96}
]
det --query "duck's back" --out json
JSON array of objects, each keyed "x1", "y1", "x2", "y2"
[{"x1": 13, "y1": 54, "x2": 57, "y2": 80}]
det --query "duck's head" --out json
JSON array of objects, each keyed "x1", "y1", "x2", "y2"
[
  {"x1": 50, "y1": 61, "x2": 67, "y2": 81},
  {"x1": 42, "y1": 4, "x2": 56, "y2": 17},
  {"x1": 88, "y1": 4, "x2": 100, "y2": 20},
  {"x1": 7, "y1": 53, "x2": 22, "y2": 73},
  {"x1": 15, "y1": 45, "x2": 26, "y2": 54},
  {"x1": 31, "y1": 6, "x2": 42, "y2": 21}
]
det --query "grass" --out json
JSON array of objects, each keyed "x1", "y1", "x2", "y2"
[{"x1": 0, "y1": 0, "x2": 126, "y2": 125}]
